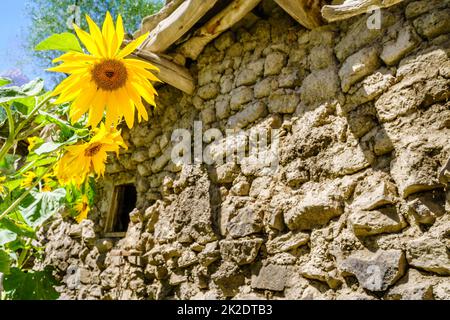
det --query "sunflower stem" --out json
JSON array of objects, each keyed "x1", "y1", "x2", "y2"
[{"x1": 0, "y1": 104, "x2": 16, "y2": 161}]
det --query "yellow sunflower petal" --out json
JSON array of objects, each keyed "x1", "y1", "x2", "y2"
[
  {"x1": 87, "y1": 89, "x2": 107, "y2": 127},
  {"x1": 116, "y1": 14, "x2": 125, "y2": 48},
  {"x1": 116, "y1": 33, "x2": 148, "y2": 59},
  {"x1": 102, "y1": 11, "x2": 117, "y2": 58},
  {"x1": 73, "y1": 23, "x2": 100, "y2": 56},
  {"x1": 85, "y1": 14, "x2": 108, "y2": 58}
]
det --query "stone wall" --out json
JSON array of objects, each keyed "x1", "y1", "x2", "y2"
[{"x1": 39, "y1": 0, "x2": 450, "y2": 300}]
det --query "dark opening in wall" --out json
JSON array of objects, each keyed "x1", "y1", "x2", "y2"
[{"x1": 105, "y1": 184, "x2": 137, "y2": 236}]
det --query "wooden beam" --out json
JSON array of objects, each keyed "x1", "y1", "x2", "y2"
[
  {"x1": 178, "y1": 0, "x2": 262, "y2": 60},
  {"x1": 133, "y1": 0, "x2": 185, "y2": 38},
  {"x1": 132, "y1": 49, "x2": 195, "y2": 95},
  {"x1": 322, "y1": 0, "x2": 404, "y2": 22},
  {"x1": 140, "y1": 0, "x2": 219, "y2": 53},
  {"x1": 273, "y1": 0, "x2": 324, "y2": 30}
]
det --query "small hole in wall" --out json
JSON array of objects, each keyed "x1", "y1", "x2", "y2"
[{"x1": 108, "y1": 184, "x2": 137, "y2": 234}]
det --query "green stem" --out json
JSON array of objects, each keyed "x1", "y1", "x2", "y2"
[
  {"x1": 0, "y1": 105, "x2": 15, "y2": 161},
  {"x1": 0, "y1": 165, "x2": 53, "y2": 221},
  {"x1": 18, "y1": 238, "x2": 32, "y2": 269}
]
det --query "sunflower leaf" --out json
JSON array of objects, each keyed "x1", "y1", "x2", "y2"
[
  {"x1": 2, "y1": 267, "x2": 60, "y2": 300},
  {"x1": 0, "y1": 249, "x2": 11, "y2": 274},
  {"x1": 35, "y1": 32, "x2": 83, "y2": 53},
  {"x1": 20, "y1": 189, "x2": 66, "y2": 228}
]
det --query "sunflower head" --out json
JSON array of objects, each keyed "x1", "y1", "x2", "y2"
[
  {"x1": 49, "y1": 12, "x2": 160, "y2": 129},
  {"x1": 56, "y1": 124, "x2": 127, "y2": 186},
  {"x1": 0, "y1": 175, "x2": 7, "y2": 197}
]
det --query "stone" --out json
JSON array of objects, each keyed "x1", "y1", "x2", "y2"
[
  {"x1": 309, "y1": 45, "x2": 335, "y2": 70},
  {"x1": 335, "y1": 13, "x2": 395, "y2": 61},
  {"x1": 407, "y1": 235, "x2": 450, "y2": 275},
  {"x1": 227, "y1": 101, "x2": 267, "y2": 129},
  {"x1": 278, "y1": 68, "x2": 303, "y2": 88},
  {"x1": 407, "y1": 191, "x2": 446, "y2": 225},
  {"x1": 251, "y1": 264, "x2": 287, "y2": 291},
  {"x1": 268, "y1": 89, "x2": 300, "y2": 113},
  {"x1": 229, "y1": 86, "x2": 253, "y2": 110},
  {"x1": 405, "y1": 0, "x2": 449, "y2": 19},
  {"x1": 211, "y1": 262, "x2": 245, "y2": 297},
  {"x1": 300, "y1": 264, "x2": 342, "y2": 289},
  {"x1": 236, "y1": 59, "x2": 264, "y2": 86},
  {"x1": 201, "y1": 107, "x2": 216, "y2": 125},
  {"x1": 254, "y1": 77, "x2": 278, "y2": 98},
  {"x1": 198, "y1": 68, "x2": 221, "y2": 86},
  {"x1": 300, "y1": 67, "x2": 340, "y2": 105},
  {"x1": 219, "y1": 239, "x2": 263, "y2": 265},
  {"x1": 351, "y1": 181, "x2": 397, "y2": 211},
  {"x1": 339, "y1": 250, "x2": 406, "y2": 291},
  {"x1": 385, "y1": 269, "x2": 435, "y2": 300},
  {"x1": 197, "y1": 83, "x2": 220, "y2": 100},
  {"x1": 131, "y1": 149, "x2": 149, "y2": 163},
  {"x1": 220, "y1": 74, "x2": 234, "y2": 94},
  {"x1": 284, "y1": 193, "x2": 343, "y2": 230},
  {"x1": 264, "y1": 52, "x2": 287, "y2": 76},
  {"x1": 343, "y1": 69, "x2": 396, "y2": 113},
  {"x1": 390, "y1": 139, "x2": 444, "y2": 198},
  {"x1": 413, "y1": 9, "x2": 450, "y2": 39},
  {"x1": 339, "y1": 47, "x2": 380, "y2": 93},
  {"x1": 215, "y1": 95, "x2": 230, "y2": 120},
  {"x1": 151, "y1": 146, "x2": 172, "y2": 173},
  {"x1": 212, "y1": 162, "x2": 239, "y2": 184},
  {"x1": 348, "y1": 207, "x2": 407, "y2": 237},
  {"x1": 230, "y1": 178, "x2": 250, "y2": 196},
  {"x1": 214, "y1": 31, "x2": 235, "y2": 51},
  {"x1": 266, "y1": 231, "x2": 309, "y2": 254},
  {"x1": 178, "y1": 250, "x2": 198, "y2": 268},
  {"x1": 381, "y1": 26, "x2": 420, "y2": 65},
  {"x1": 198, "y1": 241, "x2": 220, "y2": 267},
  {"x1": 227, "y1": 204, "x2": 264, "y2": 238}
]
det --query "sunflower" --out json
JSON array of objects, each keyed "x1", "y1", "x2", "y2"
[
  {"x1": 74, "y1": 194, "x2": 90, "y2": 223},
  {"x1": 49, "y1": 12, "x2": 159, "y2": 129},
  {"x1": 56, "y1": 123, "x2": 127, "y2": 186},
  {"x1": 21, "y1": 171, "x2": 37, "y2": 189},
  {"x1": 27, "y1": 137, "x2": 41, "y2": 152},
  {"x1": 42, "y1": 173, "x2": 54, "y2": 192}
]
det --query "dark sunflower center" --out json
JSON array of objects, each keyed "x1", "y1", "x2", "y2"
[
  {"x1": 92, "y1": 59, "x2": 127, "y2": 91},
  {"x1": 84, "y1": 143, "x2": 102, "y2": 157}
]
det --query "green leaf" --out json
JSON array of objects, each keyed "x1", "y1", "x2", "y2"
[
  {"x1": 20, "y1": 189, "x2": 66, "y2": 228},
  {"x1": 0, "y1": 228, "x2": 17, "y2": 246},
  {"x1": 34, "y1": 133, "x2": 81, "y2": 155},
  {"x1": 0, "y1": 217, "x2": 35, "y2": 240},
  {"x1": 0, "y1": 249, "x2": 11, "y2": 274},
  {"x1": 0, "y1": 77, "x2": 11, "y2": 87},
  {"x1": 35, "y1": 32, "x2": 82, "y2": 53},
  {"x1": 2, "y1": 267, "x2": 60, "y2": 300},
  {"x1": 0, "y1": 79, "x2": 44, "y2": 104}
]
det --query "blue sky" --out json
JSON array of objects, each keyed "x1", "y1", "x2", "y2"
[{"x1": 0, "y1": 1, "x2": 38, "y2": 82}]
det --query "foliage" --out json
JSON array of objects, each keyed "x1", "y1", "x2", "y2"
[{"x1": 0, "y1": 7, "x2": 160, "y2": 299}]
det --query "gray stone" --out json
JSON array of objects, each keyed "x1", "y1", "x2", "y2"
[
  {"x1": 220, "y1": 239, "x2": 263, "y2": 265},
  {"x1": 340, "y1": 250, "x2": 406, "y2": 291},
  {"x1": 197, "y1": 83, "x2": 220, "y2": 100},
  {"x1": 230, "y1": 86, "x2": 253, "y2": 110},
  {"x1": 236, "y1": 59, "x2": 264, "y2": 86},
  {"x1": 385, "y1": 269, "x2": 435, "y2": 300},
  {"x1": 254, "y1": 77, "x2": 278, "y2": 98},
  {"x1": 227, "y1": 204, "x2": 264, "y2": 238},
  {"x1": 339, "y1": 47, "x2": 380, "y2": 93},
  {"x1": 251, "y1": 264, "x2": 287, "y2": 291},
  {"x1": 413, "y1": 9, "x2": 450, "y2": 39},
  {"x1": 266, "y1": 231, "x2": 310, "y2": 254},
  {"x1": 220, "y1": 74, "x2": 234, "y2": 94},
  {"x1": 407, "y1": 236, "x2": 450, "y2": 275},
  {"x1": 381, "y1": 26, "x2": 420, "y2": 65},
  {"x1": 215, "y1": 95, "x2": 230, "y2": 120},
  {"x1": 300, "y1": 67, "x2": 340, "y2": 105},
  {"x1": 284, "y1": 193, "x2": 343, "y2": 230},
  {"x1": 268, "y1": 89, "x2": 300, "y2": 113},
  {"x1": 227, "y1": 101, "x2": 267, "y2": 129},
  {"x1": 264, "y1": 52, "x2": 287, "y2": 76},
  {"x1": 348, "y1": 207, "x2": 407, "y2": 237},
  {"x1": 351, "y1": 181, "x2": 397, "y2": 211}
]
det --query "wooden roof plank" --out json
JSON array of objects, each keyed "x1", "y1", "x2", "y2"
[
  {"x1": 140, "y1": 0, "x2": 219, "y2": 53},
  {"x1": 273, "y1": 0, "x2": 324, "y2": 30},
  {"x1": 322, "y1": 0, "x2": 404, "y2": 22},
  {"x1": 178, "y1": 0, "x2": 262, "y2": 60}
]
